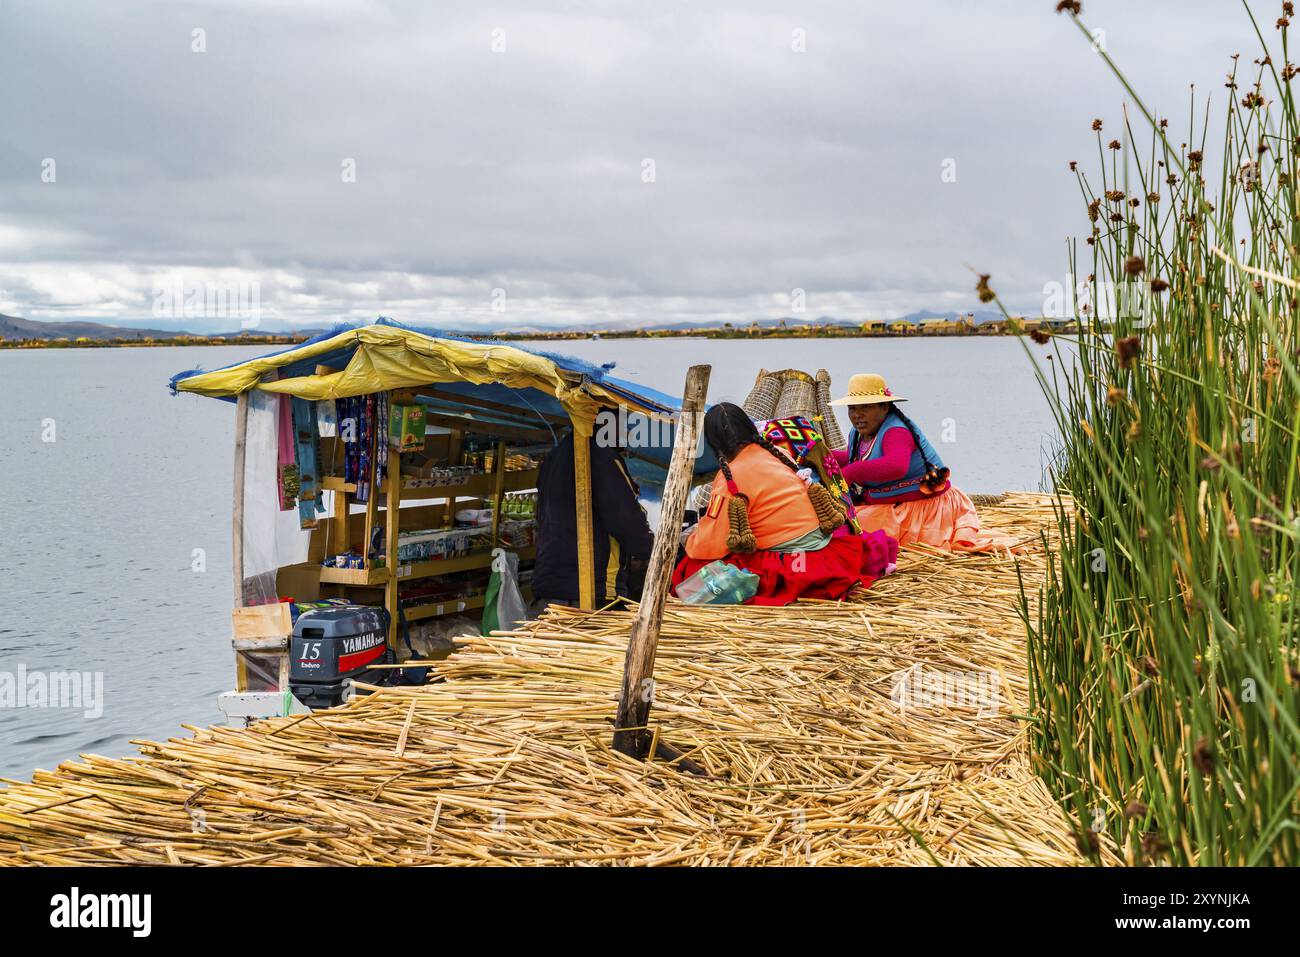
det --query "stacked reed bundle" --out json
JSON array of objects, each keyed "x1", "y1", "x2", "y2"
[
  {"x1": 770, "y1": 370, "x2": 817, "y2": 421},
  {"x1": 0, "y1": 494, "x2": 1105, "y2": 866},
  {"x1": 742, "y1": 368, "x2": 846, "y2": 449},
  {"x1": 740, "y1": 368, "x2": 781, "y2": 420},
  {"x1": 814, "y1": 369, "x2": 846, "y2": 450}
]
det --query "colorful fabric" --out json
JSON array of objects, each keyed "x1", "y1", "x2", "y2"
[
  {"x1": 336, "y1": 394, "x2": 377, "y2": 503},
  {"x1": 855, "y1": 485, "x2": 1026, "y2": 553},
  {"x1": 761, "y1": 416, "x2": 861, "y2": 533},
  {"x1": 292, "y1": 397, "x2": 323, "y2": 529},
  {"x1": 374, "y1": 392, "x2": 387, "y2": 488},
  {"x1": 276, "y1": 394, "x2": 298, "y2": 511},
  {"x1": 671, "y1": 529, "x2": 897, "y2": 606}
]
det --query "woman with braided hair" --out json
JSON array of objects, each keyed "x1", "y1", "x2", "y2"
[
  {"x1": 670, "y1": 402, "x2": 898, "y2": 605},
  {"x1": 829, "y1": 373, "x2": 1022, "y2": 553}
]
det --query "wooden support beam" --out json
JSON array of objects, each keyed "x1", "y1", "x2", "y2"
[
  {"x1": 613, "y1": 364, "x2": 710, "y2": 760},
  {"x1": 408, "y1": 386, "x2": 570, "y2": 429},
  {"x1": 419, "y1": 409, "x2": 552, "y2": 443},
  {"x1": 572, "y1": 419, "x2": 595, "y2": 610},
  {"x1": 490, "y1": 439, "x2": 507, "y2": 545},
  {"x1": 384, "y1": 444, "x2": 402, "y2": 650},
  {"x1": 232, "y1": 392, "x2": 250, "y2": 693}
]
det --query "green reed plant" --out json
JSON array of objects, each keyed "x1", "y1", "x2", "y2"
[{"x1": 1002, "y1": 1, "x2": 1300, "y2": 865}]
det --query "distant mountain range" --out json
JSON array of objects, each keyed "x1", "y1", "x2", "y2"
[{"x1": 0, "y1": 310, "x2": 1007, "y2": 341}]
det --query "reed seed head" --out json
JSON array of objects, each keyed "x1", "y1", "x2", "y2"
[
  {"x1": 1192, "y1": 739, "x2": 1215, "y2": 776},
  {"x1": 1115, "y1": 334, "x2": 1141, "y2": 367}
]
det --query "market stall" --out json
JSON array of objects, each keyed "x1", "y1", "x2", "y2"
[{"x1": 169, "y1": 319, "x2": 714, "y2": 712}]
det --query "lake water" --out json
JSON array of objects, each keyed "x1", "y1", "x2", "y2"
[{"x1": 0, "y1": 336, "x2": 1062, "y2": 779}]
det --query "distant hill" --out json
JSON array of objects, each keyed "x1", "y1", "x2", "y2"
[
  {"x1": 0, "y1": 314, "x2": 185, "y2": 341},
  {"x1": 0, "y1": 314, "x2": 331, "y2": 341}
]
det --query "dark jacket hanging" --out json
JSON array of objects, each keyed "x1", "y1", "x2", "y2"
[{"x1": 531, "y1": 432, "x2": 655, "y2": 604}]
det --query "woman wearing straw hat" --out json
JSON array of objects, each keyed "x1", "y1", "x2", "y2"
[
  {"x1": 670, "y1": 403, "x2": 898, "y2": 605},
  {"x1": 829, "y1": 374, "x2": 1019, "y2": 552}
]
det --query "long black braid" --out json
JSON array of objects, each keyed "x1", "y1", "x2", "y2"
[
  {"x1": 705, "y1": 403, "x2": 801, "y2": 491},
  {"x1": 705, "y1": 401, "x2": 846, "y2": 537},
  {"x1": 886, "y1": 405, "x2": 933, "y2": 471},
  {"x1": 884, "y1": 403, "x2": 950, "y2": 491}
]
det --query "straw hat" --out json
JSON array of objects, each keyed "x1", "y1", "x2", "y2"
[{"x1": 829, "y1": 373, "x2": 907, "y2": 406}]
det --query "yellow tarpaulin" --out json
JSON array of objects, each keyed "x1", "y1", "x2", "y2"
[{"x1": 174, "y1": 324, "x2": 660, "y2": 434}]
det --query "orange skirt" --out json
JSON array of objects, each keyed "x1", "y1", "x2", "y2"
[{"x1": 855, "y1": 486, "x2": 1025, "y2": 553}]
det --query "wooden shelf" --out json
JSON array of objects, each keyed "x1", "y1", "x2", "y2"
[
  {"x1": 319, "y1": 565, "x2": 390, "y2": 586},
  {"x1": 404, "y1": 594, "x2": 487, "y2": 621},
  {"x1": 384, "y1": 468, "x2": 539, "y2": 500},
  {"x1": 402, "y1": 584, "x2": 533, "y2": 622},
  {"x1": 323, "y1": 469, "x2": 538, "y2": 501},
  {"x1": 392, "y1": 544, "x2": 535, "y2": 581},
  {"x1": 321, "y1": 544, "x2": 535, "y2": 588}
]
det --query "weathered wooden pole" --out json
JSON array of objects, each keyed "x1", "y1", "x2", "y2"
[
  {"x1": 572, "y1": 412, "x2": 597, "y2": 610},
  {"x1": 613, "y1": 364, "x2": 710, "y2": 759},
  {"x1": 232, "y1": 391, "x2": 250, "y2": 692}
]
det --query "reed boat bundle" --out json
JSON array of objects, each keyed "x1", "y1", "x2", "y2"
[
  {"x1": 0, "y1": 493, "x2": 1112, "y2": 866},
  {"x1": 741, "y1": 368, "x2": 846, "y2": 451}
]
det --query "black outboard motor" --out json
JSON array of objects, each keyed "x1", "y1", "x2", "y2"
[{"x1": 289, "y1": 605, "x2": 393, "y2": 709}]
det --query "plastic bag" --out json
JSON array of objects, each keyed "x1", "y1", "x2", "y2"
[
  {"x1": 482, "y1": 548, "x2": 528, "y2": 634},
  {"x1": 676, "y1": 560, "x2": 760, "y2": 605}
]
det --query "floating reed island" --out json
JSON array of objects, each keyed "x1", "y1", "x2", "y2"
[{"x1": 0, "y1": 493, "x2": 1115, "y2": 866}]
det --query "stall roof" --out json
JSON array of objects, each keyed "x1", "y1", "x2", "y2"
[{"x1": 169, "y1": 317, "x2": 717, "y2": 475}]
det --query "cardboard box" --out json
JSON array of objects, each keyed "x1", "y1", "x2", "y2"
[{"x1": 389, "y1": 403, "x2": 427, "y2": 451}]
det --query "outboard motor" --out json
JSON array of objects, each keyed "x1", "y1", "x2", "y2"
[{"x1": 289, "y1": 605, "x2": 392, "y2": 709}]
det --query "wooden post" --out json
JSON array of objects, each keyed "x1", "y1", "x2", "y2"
[
  {"x1": 613, "y1": 364, "x2": 710, "y2": 759},
  {"x1": 490, "y1": 438, "x2": 507, "y2": 545},
  {"x1": 573, "y1": 417, "x2": 596, "y2": 610},
  {"x1": 232, "y1": 392, "x2": 250, "y2": 692},
  {"x1": 384, "y1": 455, "x2": 402, "y2": 649}
]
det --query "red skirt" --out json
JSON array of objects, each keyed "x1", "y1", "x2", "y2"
[{"x1": 671, "y1": 530, "x2": 898, "y2": 607}]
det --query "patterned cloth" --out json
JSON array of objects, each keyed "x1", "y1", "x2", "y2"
[
  {"x1": 760, "y1": 416, "x2": 861, "y2": 534},
  {"x1": 292, "y1": 397, "x2": 324, "y2": 529}
]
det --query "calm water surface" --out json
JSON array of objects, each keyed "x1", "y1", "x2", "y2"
[{"x1": 0, "y1": 336, "x2": 1063, "y2": 779}]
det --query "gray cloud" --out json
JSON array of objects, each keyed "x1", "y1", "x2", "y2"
[{"x1": 0, "y1": 0, "x2": 1261, "y2": 328}]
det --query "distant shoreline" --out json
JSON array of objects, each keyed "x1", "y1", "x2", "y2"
[{"x1": 2, "y1": 321, "x2": 1076, "y2": 349}]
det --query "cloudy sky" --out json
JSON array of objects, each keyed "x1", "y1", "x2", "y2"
[{"x1": 0, "y1": 0, "x2": 1267, "y2": 331}]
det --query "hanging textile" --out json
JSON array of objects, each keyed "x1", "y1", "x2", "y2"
[
  {"x1": 376, "y1": 391, "x2": 390, "y2": 488},
  {"x1": 292, "y1": 397, "x2": 324, "y2": 529},
  {"x1": 336, "y1": 395, "x2": 372, "y2": 503},
  {"x1": 277, "y1": 394, "x2": 299, "y2": 511},
  {"x1": 761, "y1": 416, "x2": 861, "y2": 534},
  {"x1": 357, "y1": 393, "x2": 376, "y2": 503}
]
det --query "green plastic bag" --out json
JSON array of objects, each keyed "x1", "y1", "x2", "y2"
[{"x1": 482, "y1": 548, "x2": 528, "y2": 634}]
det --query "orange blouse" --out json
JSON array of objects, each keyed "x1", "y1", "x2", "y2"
[{"x1": 685, "y1": 443, "x2": 820, "y2": 560}]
